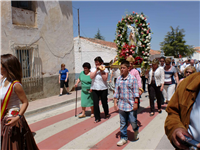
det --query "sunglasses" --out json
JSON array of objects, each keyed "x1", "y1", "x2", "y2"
[
  {"x1": 160, "y1": 61, "x2": 164, "y2": 62},
  {"x1": 186, "y1": 71, "x2": 193, "y2": 74},
  {"x1": 166, "y1": 64, "x2": 170, "y2": 65}
]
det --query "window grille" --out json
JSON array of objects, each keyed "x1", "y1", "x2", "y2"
[{"x1": 16, "y1": 48, "x2": 32, "y2": 78}]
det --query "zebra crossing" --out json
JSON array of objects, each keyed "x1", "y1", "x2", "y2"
[{"x1": 26, "y1": 93, "x2": 174, "y2": 150}]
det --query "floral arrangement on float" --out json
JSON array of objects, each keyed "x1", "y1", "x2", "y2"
[{"x1": 112, "y1": 11, "x2": 152, "y2": 69}]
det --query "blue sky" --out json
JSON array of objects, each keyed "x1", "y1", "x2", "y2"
[{"x1": 72, "y1": 1, "x2": 200, "y2": 50}]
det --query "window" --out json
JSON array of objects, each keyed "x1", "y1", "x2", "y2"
[
  {"x1": 11, "y1": 1, "x2": 32, "y2": 10},
  {"x1": 16, "y1": 48, "x2": 32, "y2": 78}
]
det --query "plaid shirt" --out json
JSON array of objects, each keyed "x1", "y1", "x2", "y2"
[{"x1": 113, "y1": 73, "x2": 139, "y2": 111}]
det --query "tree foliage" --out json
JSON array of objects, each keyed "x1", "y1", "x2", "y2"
[
  {"x1": 160, "y1": 26, "x2": 195, "y2": 58},
  {"x1": 94, "y1": 29, "x2": 105, "y2": 40}
]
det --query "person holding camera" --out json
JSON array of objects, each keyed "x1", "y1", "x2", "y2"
[
  {"x1": 90, "y1": 56, "x2": 109, "y2": 123},
  {"x1": 165, "y1": 72, "x2": 200, "y2": 150}
]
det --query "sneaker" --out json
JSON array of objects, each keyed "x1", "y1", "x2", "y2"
[
  {"x1": 59, "y1": 94, "x2": 62, "y2": 96},
  {"x1": 133, "y1": 130, "x2": 139, "y2": 141},
  {"x1": 117, "y1": 139, "x2": 127, "y2": 146}
]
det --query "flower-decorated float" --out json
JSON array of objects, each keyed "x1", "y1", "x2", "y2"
[{"x1": 111, "y1": 11, "x2": 152, "y2": 69}]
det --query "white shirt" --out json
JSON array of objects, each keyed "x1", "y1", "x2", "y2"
[
  {"x1": 188, "y1": 90, "x2": 200, "y2": 141},
  {"x1": 112, "y1": 68, "x2": 120, "y2": 78},
  {"x1": 148, "y1": 67, "x2": 165, "y2": 87},
  {"x1": 180, "y1": 63, "x2": 190, "y2": 72},
  {"x1": 0, "y1": 78, "x2": 21, "y2": 110},
  {"x1": 90, "y1": 67, "x2": 109, "y2": 90}
]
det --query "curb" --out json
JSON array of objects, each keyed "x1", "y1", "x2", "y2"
[
  {"x1": 24, "y1": 90, "x2": 114, "y2": 118},
  {"x1": 24, "y1": 96, "x2": 81, "y2": 117}
]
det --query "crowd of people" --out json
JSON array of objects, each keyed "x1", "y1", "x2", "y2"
[
  {"x1": 73, "y1": 55, "x2": 200, "y2": 147},
  {"x1": 1, "y1": 53, "x2": 200, "y2": 149}
]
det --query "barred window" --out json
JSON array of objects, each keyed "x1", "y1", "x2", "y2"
[
  {"x1": 11, "y1": 1, "x2": 32, "y2": 11},
  {"x1": 16, "y1": 48, "x2": 32, "y2": 78}
]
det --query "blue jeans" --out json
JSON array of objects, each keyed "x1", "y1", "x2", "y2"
[{"x1": 119, "y1": 109, "x2": 138, "y2": 140}]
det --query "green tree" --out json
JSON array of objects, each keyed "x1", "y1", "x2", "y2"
[
  {"x1": 94, "y1": 29, "x2": 105, "y2": 40},
  {"x1": 160, "y1": 26, "x2": 196, "y2": 58}
]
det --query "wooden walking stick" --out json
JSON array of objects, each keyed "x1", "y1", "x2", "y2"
[{"x1": 75, "y1": 86, "x2": 77, "y2": 117}]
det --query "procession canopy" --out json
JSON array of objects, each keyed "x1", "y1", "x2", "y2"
[{"x1": 111, "y1": 11, "x2": 152, "y2": 69}]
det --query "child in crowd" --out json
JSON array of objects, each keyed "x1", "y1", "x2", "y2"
[{"x1": 114, "y1": 61, "x2": 140, "y2": 146}]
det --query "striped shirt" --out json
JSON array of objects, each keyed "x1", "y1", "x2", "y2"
[{"x1": 113, "y1": 73, "x2": 139, "y2": 111}]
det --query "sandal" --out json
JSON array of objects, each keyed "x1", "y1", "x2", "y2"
[
  {"x1": 90, "y1": 114, "x2": 94, "y2": 118},
  {"x1": 150, "y1": 112, "x2": 154, "y2": 116},
  {"x1": 94, "y1": 119, "x2": 101, "y2": 123},
  {"x1": 78, "y1": 114, "x2": 86, "y2": 118},
  {"x1": 105, "y1": 114, "x2": 110, "y2": 119}
]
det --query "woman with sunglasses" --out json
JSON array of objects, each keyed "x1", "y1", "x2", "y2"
[
  {"x1": 162, "y1": 58, "x2": 179, "y2": 104},
  {"x1": 177, "y1": 66, "x2": 196, "y2": 87}
]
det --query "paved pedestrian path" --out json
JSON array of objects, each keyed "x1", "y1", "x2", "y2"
[
  {"x1": 25, "y1": 90, "x2": 82, "y2": 117},
  {"x1": 25, "y1": 90, "x2": 174, "y2": 150}
]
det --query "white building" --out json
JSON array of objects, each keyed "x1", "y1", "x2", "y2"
[
  {"x1": 1, "y1": 1, "x2": 74, "y2": 100},
  {"x1": 191, "y1": 47, "x2": 200, "y2": 60},
  {"x1": 74, "y1": 36, "x2": 163, "y2": 78},
  {"x1": 74, "y1": 36, "x2": 117, "y2": 79}
]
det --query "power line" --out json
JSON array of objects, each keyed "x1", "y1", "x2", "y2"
[
  {"x1": 81, "y1": 28, "x2": 87, "y2": 37},
  {"x1": 72, "y1": 5, "x2": 78, "y2": 10}
]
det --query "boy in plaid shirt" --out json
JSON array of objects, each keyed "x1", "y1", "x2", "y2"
[{"x1": 114, "y1": 61, "x2": 139, "y2": 146}]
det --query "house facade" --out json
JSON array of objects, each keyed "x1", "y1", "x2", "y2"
[
  {"x1": 1, "y1": 1, "x2": 75, "y2": 100},
  {"x1": 74, "y1": 36, "x2": 117, "y2": 79},
  {"x1": 191, "y1": 47, "x2": 200, "y2": 60},
  {"x1": 74, "y1": 36, "x2": 162, "y2": 79}
]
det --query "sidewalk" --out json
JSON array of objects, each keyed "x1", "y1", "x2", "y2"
[
  {"x1": 24, "y1": 89, "x2": 114, "y2": 117},
  {"x1": 24, "y1": 90, "x2": 82, "y2": 117}
]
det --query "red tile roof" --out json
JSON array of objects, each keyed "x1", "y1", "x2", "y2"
[
  {"x1": 78, "y1": 36, "x2": 161, "y2": 55},
  {"x1": 79, "y1": 36, "x2": 117, "y2": 49},
  {"x1": 194, "y1": 47, "x2": 200, "y2": 53},
  {"x1": 150, "y1": 49, "x2": 161, "y2": 55}
]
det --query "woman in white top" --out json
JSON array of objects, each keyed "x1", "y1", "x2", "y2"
[
  {"x1": 1, "y1": 54, "x2": 38, "y2": 150},
  {"x1": 148, "y1": 59, "x2": 164, "y2": 116},
  {"x1": 90, "y1": 56, "x2": 109, "y2": 123},
  {"x1": 162, "y1": 58, "x2": 179, "y2": 104}
]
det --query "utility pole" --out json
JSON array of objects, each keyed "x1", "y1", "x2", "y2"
[{"x1": 78, "y1": 9, "x2": 80, "y2": 37}]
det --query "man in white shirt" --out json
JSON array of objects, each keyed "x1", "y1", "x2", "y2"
[{"x1": 180, "y1": 59, "x2": 191, "y2": 73}]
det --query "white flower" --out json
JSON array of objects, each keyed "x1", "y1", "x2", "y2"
[
  {"x1": 144, "y1": 57, "x2": 147, "y2": 59},
  {"x1": 142, "y1": 17, "x2": 144, "y2": 20},
  {"x1": 147, "y1": 53, "x2": 149, "y2": 56},
  {"x1": 145, "y1": 19, "x2": 147, "y2": 21},
  {"x1": 143, "y1": 28, "x2": 147, "y2": 31},
  {"x1": 142, "y1": 24, "x2": 145, "y2": 26},
  {"x1": 137, "y1": 15, "x2": 139, "y2": 17}
]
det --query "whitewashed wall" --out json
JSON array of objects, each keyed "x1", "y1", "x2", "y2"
[
  {"x1": 74, "y1": 37, "x2": 117, "y2": 76},
  {"x1": 1, "y1": 1, "x2": 74, "y2": 100},
  {"x1": 191, "y1": 52, "x2": 200, "y2": 60}
]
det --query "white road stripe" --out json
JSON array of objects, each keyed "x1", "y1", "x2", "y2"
[
  {"x1": 31, "y1": 101, "x2": 114, "y2": 144},
  {"x1": 124, "y1": 110, "x2": 167, "y2": 150}
]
